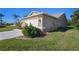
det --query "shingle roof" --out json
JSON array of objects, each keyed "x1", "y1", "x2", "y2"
[
  {"x1": 29, "y1": 11, "x2": 64, "y2": 18},
  {"x1": 52, "y1": 13, "x2": 65, "y2": 18},
  {"x1": 24, "y1": 11, "x2": 65, "y2": 19}
]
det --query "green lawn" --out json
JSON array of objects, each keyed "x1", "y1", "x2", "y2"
[
  {"x1": 0, "y1": 26, "x2": 15, "y2": 32},
  {"x1": 0, "y1": 29, "x2": 79, "y2": 51}
]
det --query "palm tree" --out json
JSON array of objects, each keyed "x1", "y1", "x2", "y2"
[
  {"x1": 12, "y1": 13, "x2": 20, "y2": 25},
  {"x1": 0, "y1": 13, "x2": 4, "y2": 25}
]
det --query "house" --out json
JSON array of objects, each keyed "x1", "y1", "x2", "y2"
[
  {"x1": 21, "y1": 11, "x2": 67, "y2": 32},
  {"x1": 0, "y1": 20, "x2": 5, "y2": 27}
]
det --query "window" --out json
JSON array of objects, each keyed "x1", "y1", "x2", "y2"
[{"x1": 38, "y1": 19, "x2": 41, "y2": 26}]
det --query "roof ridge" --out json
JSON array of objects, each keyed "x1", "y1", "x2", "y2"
[
  {"x1": 52, "y1": 12, "x2": 65, "y2": 15},
  {"x1": 52, "y1": 13, "x2": 65, "y2": 18},
  {"x1": 27, "y1": 11, "x2": 65, "y2": 19},
  {"x1": 28, "y1": 11, "x2": 44, "y2": 16}
]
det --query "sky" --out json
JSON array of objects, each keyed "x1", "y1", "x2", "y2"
[{"x1": 0, "y1": 8, "x2": 77, "y2": 23}]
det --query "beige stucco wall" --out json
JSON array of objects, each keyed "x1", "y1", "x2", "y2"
[
  {"x1": 42, "y1": 14, "x2": 67, "y2": 32},
  {"x1": 42, "y1": 15, "x2": 57, "y2": 32},
  {"x1": 22, "y1": 15, "x2": 43, "y2": 30},
  {"x1": 25, "y1": 17, "x2": 38, "y2": 27},
  {"x1": 56, "y1": 14, "x2": 67, "y2": 28},
  {"x1": 21, "y1": 14, "x2": 67, "y2": 32},
  {"x1": 20, "y1": 20, "x2": 26, "y2": 28}
]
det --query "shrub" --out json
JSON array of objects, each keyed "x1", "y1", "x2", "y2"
[
  {"x1": 22, "y1": 23, "x2": 42, "y2": 38},
  {"x1": 67, "y1": 20, "x2": 72, "y2": 26},
  {"x1": 16, "y1": 22, "x2": 22, "y2": 29},
  {"x1": 74, "y1": 21, "x2": 79, "y2": 29}
]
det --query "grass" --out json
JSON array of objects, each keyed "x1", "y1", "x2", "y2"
[
  {"x1": 0, "y1": 28, "x2": 79, "y2": 51},
  {"x1": 0, "y1": 26, "x2": 15, "y2": 32}
]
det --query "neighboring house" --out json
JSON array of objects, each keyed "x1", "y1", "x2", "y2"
[
  {"x1": 0, "y1": 20, "x2": 5, "y2": 27},
  {"x1": 21, "y1": 11, "x2": 67, "y2": 32}
]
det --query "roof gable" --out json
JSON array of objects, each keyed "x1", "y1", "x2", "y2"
[
  {"x1": 52, "y1": 13, "x2": 65, "y2": 18},
  {"x1": 24, "y1": 11, "x2": 65, "y2": 19},
  {"x1": 28, "y1": 11, "x2": 43, "y2": 16}
]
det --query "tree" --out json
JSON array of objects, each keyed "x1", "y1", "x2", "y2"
[
  {"x1": 0, "y1": 13, "x2": 4, "y2": 25},
  {"x1": 12, "y1": 13, "x2": 20, "y2": 25},
  {"x1": 67, "y1": 19, "x2": 72, "y2": 26},
  {"x1": 71, "y1": 9, "x2": 79, "y2": 25}
]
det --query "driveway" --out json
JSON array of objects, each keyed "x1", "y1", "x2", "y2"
[{"x1": 0, "y1": 29, "x2": 23, "y2": 40}]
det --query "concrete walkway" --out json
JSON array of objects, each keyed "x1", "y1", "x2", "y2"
[{"x1": 0, "y1": 29, "x2": 23, "y2": 40}]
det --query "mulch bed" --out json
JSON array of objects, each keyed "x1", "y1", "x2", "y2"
[{"x1": 16, "y1": 32, "x2": 52, "y2": 40}]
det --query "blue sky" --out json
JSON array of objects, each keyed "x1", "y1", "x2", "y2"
[{"x1": 0, "y1": 8, "x2": 77, "y2": 23}]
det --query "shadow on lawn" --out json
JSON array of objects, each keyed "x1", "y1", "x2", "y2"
[{"x1": 54, "y1": 26, "x2": 73, "y2": 32}]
